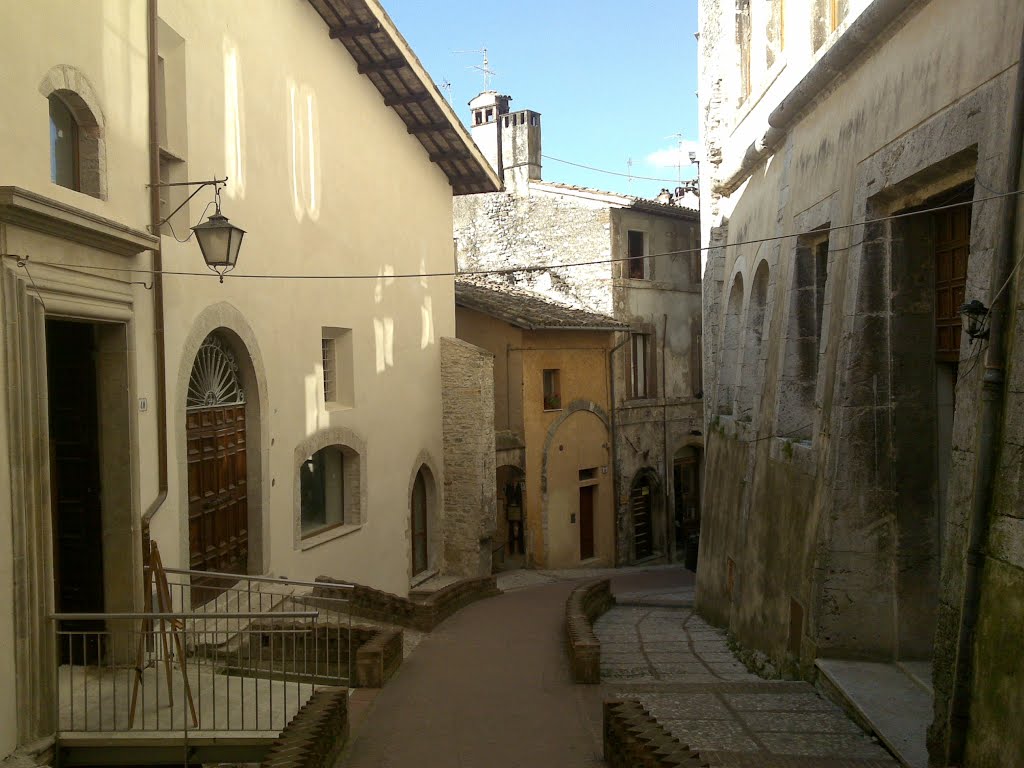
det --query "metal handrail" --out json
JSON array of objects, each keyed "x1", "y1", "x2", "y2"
[
  {"x1": 52, "y1": 611, "x2": 319, "y2": 621},
  {"x1": 154, "y1": 566, "x2": 355, "y2": 591}
]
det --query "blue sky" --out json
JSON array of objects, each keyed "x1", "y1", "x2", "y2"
[{"x1": 385, "y1": 0, "x2": 700, "y2": 200}]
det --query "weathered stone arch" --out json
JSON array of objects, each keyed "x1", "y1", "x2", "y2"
[
  {"x1": 174, "y1": 303, "x2": 269, "y2": 573},
  {"x1": 539, "y1": 399, "x2": 611, "y2": 494}
]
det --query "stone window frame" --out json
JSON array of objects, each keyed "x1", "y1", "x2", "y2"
[
  {"x1": 775, "y1": 193, "x2": 836, "y2": 442},
  {"x1": 293, "y1": 426, "x2": 368, "y2": 551},
  {"x1": 38, "y1": 65, "x2": 107, "y2": 200}
]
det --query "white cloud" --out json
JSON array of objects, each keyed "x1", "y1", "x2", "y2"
[{"x1": 646, "y1": 140, "x2": 701, "y2": 169}]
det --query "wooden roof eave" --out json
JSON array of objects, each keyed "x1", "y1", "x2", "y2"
[{"x1": 308, "y1": 0, "x2": 501, "y2": 196}]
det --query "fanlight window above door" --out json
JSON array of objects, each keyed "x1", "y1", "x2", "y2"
[{"x1": 187, "y1": 334, "x2": 246, "y2": 410}]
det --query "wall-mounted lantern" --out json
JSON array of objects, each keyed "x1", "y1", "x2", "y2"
[
  {"x1": 960, "y1": 299, "x2": 990, "y2": 340},
  {"x1": 149, "y1": 176, "x2": 245, "y2": 282}
]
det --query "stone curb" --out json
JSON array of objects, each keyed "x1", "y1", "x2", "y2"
[
  {"x1": 565, "y1": 578, "x2": 615, "y2": 684},
  {"x1": 603, "y1": 699, "x2": 708, "y2": 768}
]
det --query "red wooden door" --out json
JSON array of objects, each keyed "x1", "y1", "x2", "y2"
[{"x1": 579, "y1": 485, "x2": 595, "y2": 560}]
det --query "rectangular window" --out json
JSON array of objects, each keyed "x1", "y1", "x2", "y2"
[
  {"x1": 156, "y1": 21, "x2": 188, "y2": 236},
  {"x1": 628, "y1": 230, "x2": 646, "y2": 279},
  {"x1": 300, "y1": 446, "x2": 345, "y2": 535},
  {"x1": 767, "y1": 0, "x2": 784, "y2": 68},
  {"x1": 322, "y1": 337, "x2": 336, "y2": 402},
  {"x1": 543, "y1": 369, "x2": 561, "y2": 410},
  {"x1": 737, "y1": 0, "x2": 752, "y2": 101},
  {"x1": 321, "y1": 327, "x2": 354, "y2": 407},
  {"x1": 631, "y1": 333, "x2": 649, "y2": 398}
]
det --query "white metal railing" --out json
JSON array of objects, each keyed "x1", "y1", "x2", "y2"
[{"x1": 52, "y1": 569, "x2": 354, "y2": 738}]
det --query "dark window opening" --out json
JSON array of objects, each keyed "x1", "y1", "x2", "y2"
[
  {"x1": 628, "y1": 230, "x2": 646, "y2": 279},
  {"x1": 631, "y1": 333, "x2": 650, "y2": 398},
  {"x1": 543, "y1": 369, "x2": 561, "y2": 410},
  {"x1": 300, "y1": 446, "x2": 345, "y2": 535}
]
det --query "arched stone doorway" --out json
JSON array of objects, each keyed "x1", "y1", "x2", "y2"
[
  {"x1": 495, "y1": 465, "x2": 525, "y2": 571},
  {"x1": 630, "y1": 470, "x2": 663, "y2": 562},
  {"x1": 185, "y1": 331, "x2": 250, "y2": 603},
  {"x1": 409, "y1": 462, "x2": 440, "y2": 580},
  {"x1": 673, "y1": 445, "x2": 703, "y2": 570}
]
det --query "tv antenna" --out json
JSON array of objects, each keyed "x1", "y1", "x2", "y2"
[
  {"x1": 454, "y1": 47, "x2": 495, "y2": 90},
  {"x1": 627, "y1": 158, "x2": 634, "y2": 191},
  {"x1": 665, "y1": 132, "x2": 688, "y2": 184},
  {"x1": 439, "y1": 78, "x2": 453, "y2": 105}
]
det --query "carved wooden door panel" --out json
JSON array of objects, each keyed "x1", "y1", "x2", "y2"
[{"x1": 186, "y1": 334, "x2": 247, "y2": 606}]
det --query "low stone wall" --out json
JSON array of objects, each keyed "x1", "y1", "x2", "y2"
[
  {"x1": 603, "y1": 700, "x2": 707, "y2": 768},
  {"x1": 261, "y1": 686, "x2": 348, "y2": 768},
  {"x1": 313, "y1": 575, "x2": 501, "y2": 632},
  {"x1": 355, "y1": 627, "x2": 403, "y2": 688},
  {"x1": 566, "y1": 578, "x2": 615, "y2": 684}
]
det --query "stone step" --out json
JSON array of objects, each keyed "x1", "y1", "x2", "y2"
[{"x1": 815, "y1": 659, "x2": 931, "y2": 768}]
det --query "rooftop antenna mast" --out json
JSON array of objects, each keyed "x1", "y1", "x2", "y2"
[
  {"x1": 627, "y1": 157, "x2": 634, "y2": 192},
  {"x1": 454, "y1": 47, "x2": 495, "y2": 90},
  {"x1": 666, "y1": 132, "x2": 688, "y2": 184}
]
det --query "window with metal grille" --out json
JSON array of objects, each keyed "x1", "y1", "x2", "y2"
[{"x1": 322, "y1": 337, "x2": 336, "y2": 403}]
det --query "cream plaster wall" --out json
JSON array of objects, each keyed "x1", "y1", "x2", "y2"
[
  {"x1": 0, "y1": 2, "x2": 157, "y2": 756},
  {"x1": 151, "y1": 0, "x2": 458, "y2": 596}
]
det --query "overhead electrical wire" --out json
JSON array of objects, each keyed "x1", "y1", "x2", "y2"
[
  {"x1": 542, "y1": 154, "x2": 696, "y2": 184},
  {"x1": 2, "y1": 188, "x2": 1022, "y2": 283}
]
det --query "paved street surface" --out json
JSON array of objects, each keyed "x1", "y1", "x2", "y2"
[
  {"x1": 338, "y1": 566, "x2": 897, "y2": 767},
  {"x1": 595, "y1": 597, "x2": 898, "y2": 767}
]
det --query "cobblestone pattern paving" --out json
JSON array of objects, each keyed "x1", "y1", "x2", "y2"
[{"x1": 596, "y1": 603, "x2": 897, "y2": 766}]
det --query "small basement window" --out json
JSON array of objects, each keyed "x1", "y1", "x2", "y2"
[{"x1": 543, "y1": 369, "x2": 562, "y2": 410}]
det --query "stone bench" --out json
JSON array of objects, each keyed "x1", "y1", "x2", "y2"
[{"x1": 565, "y1": 578, "x2": 615, "y2": 684}]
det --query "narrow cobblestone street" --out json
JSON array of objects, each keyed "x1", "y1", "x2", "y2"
[{"x1": 337, "y1": 567, "x2": 897, "y2": 767}]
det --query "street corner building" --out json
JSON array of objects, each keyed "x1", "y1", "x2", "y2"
[
  {"x1": 0, "y1": 0, "x2": 499, "y2": 763},
  {"x1": 696, "y1": 0, "x2": 1024, "y2": 765},
  {"x1": 452, "y1": 90, "x2": 705, "y2": 569}
]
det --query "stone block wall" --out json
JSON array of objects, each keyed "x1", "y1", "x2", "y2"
[
  {"x1": 454, "y1": 191, "x2": 614, "y2": 315},
  {"x1": 565, "y1": 578, "x2": 615, "y2": 684},
  {"x1": 440, "y1": 336, "x2": 497, "y2": 578}
]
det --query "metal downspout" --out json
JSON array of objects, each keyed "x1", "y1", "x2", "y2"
[
  {"x1": 945, "y1": 22, "x2": 1024, "y2": 765},
  {"x1": 662, "y1": 314, "x2": 671, "y2": 562},
  {"x1": 609, "y1": 333, "x2": 629, "y2": 565},
  {"x1": 142, "y1": 0, "x2": 168, "y2": 556}
]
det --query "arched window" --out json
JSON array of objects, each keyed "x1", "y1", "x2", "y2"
[
  {"x1": 719, "y1": 273, "x2": 745, "y2": 415},
  {"x1": 737, "y1": 261, "x2": 770, "y2": 421},
  {"x1": 300, "y1": 444, "x2": 361, "y2": 536},
  {"x1": 39, "y1": 68, "x2": 106, "y2": 199},
  {"x1": 49, "y1": 94, "x2": 79, "y2": 191}
]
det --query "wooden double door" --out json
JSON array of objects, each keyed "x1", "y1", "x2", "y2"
[{"x1": 186, "y1": 403, "x2": 248, "y2": 603}]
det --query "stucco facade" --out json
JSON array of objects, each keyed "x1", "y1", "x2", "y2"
[
  {"x1": 697, "y1": 0, "x2": 1024, "y2": 764},
  {"x1": 455, "y1": 293, "x2": 617, "y2": 570},
  {"x1": 454, "y1": 93, "x2": 704, "y2": 567},
  {"x1": 0, "y1": 0, "x2": 497, "y2": 760}
]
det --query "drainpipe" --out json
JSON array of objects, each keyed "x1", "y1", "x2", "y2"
[
  {"x1": 608, "y1": 332, "x2": 629, "y2": 565},
  {"x1": 946, "y1": 24, "x2": 1024, "y2": 765},
  {"x1": 141, "y1": 0, "x2": 168, "y2": 562},
  {"x1": 661, "y1": 314, "x2": 671, "y2": 562}
]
